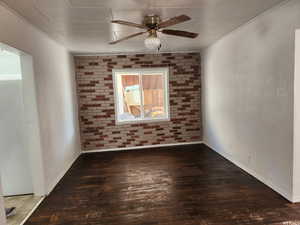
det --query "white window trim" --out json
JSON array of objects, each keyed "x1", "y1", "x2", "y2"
[{"x1": 113, "y1": 67, "x2": 170, "y2": 125}]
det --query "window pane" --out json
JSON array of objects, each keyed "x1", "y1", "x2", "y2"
[
  {"x1": 142, "y1": 74, "x2": 166, "y2": 119},
  {"x1": 117, "y1": 74, "x2": 142, "y2": 121}
]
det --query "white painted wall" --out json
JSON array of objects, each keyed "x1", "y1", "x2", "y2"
[
  {"x1": 0, "y1": 0, "x2": 80, "y2": 205},
  {"x1": 0, "y1": 79, "x2": 34, "y2": 196},
  {"x1": 293, "y1": 30, "x2": 300, "y2": 202},
  {"x1": 202, "y1": 0, "x2": 300, "y2": 201}
]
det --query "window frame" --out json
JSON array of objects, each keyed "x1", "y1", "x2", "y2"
[{"x1": 113, "y1": 67, "x2": 170, "y2": 125}]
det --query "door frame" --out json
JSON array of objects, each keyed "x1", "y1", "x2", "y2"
[{"x1": 0, "y1": 43, "x2": 46, "y2": 198}]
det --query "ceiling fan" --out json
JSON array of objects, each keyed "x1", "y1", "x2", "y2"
[{"x1": 109, "y1": 14, "x2": 199, "y2": 50}]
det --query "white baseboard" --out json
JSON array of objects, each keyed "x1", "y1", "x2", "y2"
[
  {"x1": 15, "y1": 152, "x2": 81, "y2": 225},
  {"x1": 15, "y1": 140, "x2": 297, "y2": 225},
  {"x1": 82, "y1": 141, "x2": 203, "y2": 154},
  {"x1": 20, "y1": 196, "x2": 45, "y2": 225},
  {"x1": 12, "y1": 142, "x2": 203, "y2": 225},
  {"x1": 292, "y1": 195, "x2": 300, "y2": 203},
  {"x1": 46, "y1": 142, "x2": 203, "y2": 193},
  {"x1": 203, "y1": 141, "x2": 294, "y2": 203},
  {"x1": 47, "y1": 152, "x2": 81, "y2": 195},
  {"x1": 36, "y1": 141, "x2": 203, "y2": 197}
]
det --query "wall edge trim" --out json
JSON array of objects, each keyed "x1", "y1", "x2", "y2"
[
  {"x1": 202, "y1": 0, "x2": 291, "y2": 53},
  {"x1": 292, "y1": 195, "x2": 300, "y2": 203},
  {"x1": 203, "y1": 142, "x2": 294, "y2": 203},
  {"x1": 0, "y1": 1, "x2": 66, "y2": 52},
  {"x1": 46, "y1": 152, "x2": 81, "y2": 195},
  {"x1": 72, "y1": 50, "x2": 201, "y2": 56},
  {"x1": 20, "y1": 196, "x2": 45, "y2": 225},
  {"x1": 82, "y1": 141, "x2": 203, "y2": 154}
]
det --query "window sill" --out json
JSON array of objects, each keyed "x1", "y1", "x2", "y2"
[{"x1": 115, "y1": 117, "x2": 170, "y2": 125}]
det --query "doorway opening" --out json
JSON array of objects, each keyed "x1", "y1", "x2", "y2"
[{"x1": 0, "y1": 43, "x2": 45, "y2": 225}]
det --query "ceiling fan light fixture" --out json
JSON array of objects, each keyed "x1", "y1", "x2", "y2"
[
  {"x1": 144, "y1": 30, "x2": 161, "y2": 50},
  {"x1": 144, "y1": 36, "x2": 161, "y2": 50}
]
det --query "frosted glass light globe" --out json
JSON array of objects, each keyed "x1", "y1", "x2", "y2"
[{"x1": 144, "y1": 36, "x2": 161, "y2": 50}]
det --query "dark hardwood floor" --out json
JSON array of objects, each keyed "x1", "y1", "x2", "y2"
[{"x1": 25, "y1": 144, "x2": 300, "y2": 225}]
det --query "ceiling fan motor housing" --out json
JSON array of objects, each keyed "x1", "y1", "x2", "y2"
[{"x1": 144, "y1": 15, "x2": 161, "y2": 29}]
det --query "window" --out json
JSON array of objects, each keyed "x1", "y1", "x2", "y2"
[
  {"x1": 0, "y1": 48, "x2": 22, "y2": 80},
  {"x1": 113, "y1": 68, "x2": 170, "y2": 124}
]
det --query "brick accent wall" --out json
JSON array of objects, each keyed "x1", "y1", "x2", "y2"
[{"x1": 74, "y1": 53, "x2": 202, "y2": 151}]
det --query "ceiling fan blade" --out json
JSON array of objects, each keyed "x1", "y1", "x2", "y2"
[
  {"x1": 161, "y1": 29, "x2": 198, "y2": 38},
  {"x1": 111, "y1": 20, "x2": 147, "y2": 29},
  {"x1": 158, "y1": 15, "x2": 191, "y2": 29},
  {"x1": 109, "y1": 31, "x2": 147, "y2": 44}
]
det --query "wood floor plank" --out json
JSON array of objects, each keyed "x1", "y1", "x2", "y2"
[{"x1": 24, "y1": 144, "x2": 300, "y2": 225}]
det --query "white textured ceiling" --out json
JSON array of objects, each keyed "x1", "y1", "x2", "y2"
[{"x1": 1, "y1": 0, "x2": 286, "y2": 54}]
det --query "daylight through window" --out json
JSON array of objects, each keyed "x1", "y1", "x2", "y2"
[{"x1": 113, "y1": 68, "x2": 169, "y2": 124}]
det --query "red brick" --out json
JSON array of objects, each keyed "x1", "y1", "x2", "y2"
[{"x1": 74, "y1": 53, "x2": 202, "y2": 151}]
